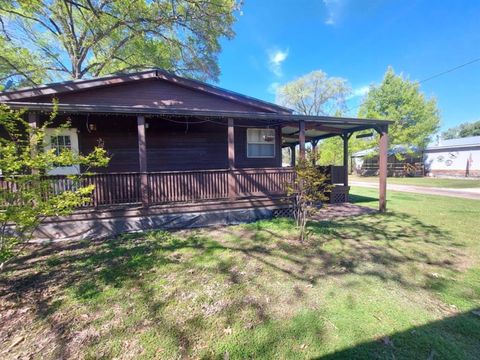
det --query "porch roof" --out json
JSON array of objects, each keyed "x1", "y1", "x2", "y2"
[{"x1": 4, "y1": 101, "x2": 391, "y2": 144}]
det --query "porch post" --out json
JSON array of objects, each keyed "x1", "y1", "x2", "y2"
[
  {"x1": 290, "y1": 145, "x2": 296, "y2": 166},
  {"x1": 227, "y1": 118, "x2": 236, "y2": 199},
  {"x1": 28, "y1": 112, "x2": 38, "y2": 128},
  {"x1": 137, "y1": 115, "x2": 149, "y2": 207},
  {"x1": 28, "y1": 112, "x2": 39, "y2": 174},
  {"x1": 342, "y1": 133, "x2": 349, "y2": 187},
  {"x1": 379, "y1": 126, "x2": 388, "y2": 212},
  {"x1": 299, "y1": 120, "x2": 306, "y2": 160},
  {"x1": 311, "y1": 139, "x2": 318, "y2": 165}
]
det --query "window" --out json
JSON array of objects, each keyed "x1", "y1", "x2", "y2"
[
  {"x1": 46, "y1": 128, "x2": 80, "y2": 175},
  {"x1": 51, "y1": 135, "x2": 72, "y2": 156},
  {"x1": 247, "y1": 128, "x2": 275, "y2": 158}
]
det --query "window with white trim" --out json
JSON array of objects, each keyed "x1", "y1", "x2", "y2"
[
  {"x1": 50, "y1": 135, "x2": 72, "y2": 156},
  {"x1": 247, "y1": 128, "x2": 276, "y2": 158}
]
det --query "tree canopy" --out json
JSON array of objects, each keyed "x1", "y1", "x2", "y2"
[
  {"x1": 0, "y1": 0, "x2": 240, "y2": 88},
  {"x1": 442, "y1": 120, "x2": 480, "y2": 140},
  {"x1": 276, "y1": 70, "x2": 351, "y2": 115},
  {"x1": 358, "y1": 67, "x2": 440, "y2": 150},
  {"x1": 275, "y1": 70, "x2": 351, "y2": 165}
]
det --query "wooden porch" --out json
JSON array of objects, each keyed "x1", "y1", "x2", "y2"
[
  {"x1": 19, "y1": 166, "x2": 347, "y2": 209},
  {"x1": 10, "y1": 109, "x2": 389, "y2": 211}
]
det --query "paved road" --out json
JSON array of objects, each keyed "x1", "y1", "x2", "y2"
[{"x1": 351, "y1": 181, "x2": 480, "y2": 201}]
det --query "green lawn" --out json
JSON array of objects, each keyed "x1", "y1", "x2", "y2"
[
  {"x1": 351, "y1": 174, "x2": 480, "y2": 188},
  {"x1": 1, "y1": 189, "x2": 479, "y2": 359}
]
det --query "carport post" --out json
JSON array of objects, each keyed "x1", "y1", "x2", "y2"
[
  {"x1": 378, "y1": 126, "x2": 388, "y2": 212},
  {"x1": 342, "y1": 133, "x2": 349, "y2": 187}
]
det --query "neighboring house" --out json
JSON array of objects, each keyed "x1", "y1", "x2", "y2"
[
  {"x1": 424, "y1": 136, "x2": 480, "y2": 178},
  {"x1": 0, "y1": 69, "x2": 390, "y2": 240},
  {"x1": 352, "y1": 145, "x2": 424, "y2": 177}
]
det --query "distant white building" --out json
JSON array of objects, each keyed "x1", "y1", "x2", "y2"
[
  {"x1": 351, "y1": 136, "x2": 480, "y2": 178},
  {"x1": 424, "y1": 136, "x2": 480, "y2": 178},
  {"x1": 351, "y1": 145, "x2": 423, "y2": 177}
]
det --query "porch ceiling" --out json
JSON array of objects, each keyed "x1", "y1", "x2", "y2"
[{"x1": 4, "y1": 101, "x2": 391, "y2": 142}]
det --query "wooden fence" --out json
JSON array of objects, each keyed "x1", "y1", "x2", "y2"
[
  {"x1": 358, "y1": 163, "x2": 424, "y2": 177},
  {"x1": 0, "y1": 165, "x2": 346, "y2": 208}
]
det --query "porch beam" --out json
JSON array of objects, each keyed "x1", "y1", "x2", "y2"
[
  {"x1": 284, "y1": 124, "x2": 343, "y2": 136},
  {"x1": 283, "y1": 135, "x2": 317, "y2": 142},
  {"x1": 378, "y1": 126, "x2": 388, "y2": 212},
  {"x1": 286, "y1": 132, "x2": 339, "y2": 146},
  {"x1": 137, "y1": 115, "x2": 149, "y2": 207},
  {"x1": 299, "y1": 120, "x2": 306, "y2": 160},
  {"x1": 227, "y1": 118, "x2": 236, "y2": 199},
  {"x1": 287, "y1": 125, "x2": 378, "y2": 146},
  {"x1": 311, "y1": 125, "x2": 343, "y2": 133}
]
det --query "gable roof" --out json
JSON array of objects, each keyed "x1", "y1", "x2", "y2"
[
  {"x1": 426, "y1": 136, "x2": 480, "y2": 150},
  {"x1": 0, "y1": 69, "x2": 292, "y2": 114},
  {"x1": 352, "y1": 144, "x2": 420, "y2": 157}
]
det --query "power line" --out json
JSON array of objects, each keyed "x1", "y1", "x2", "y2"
[
  {"x1": 418, "y1": 57, "x2": 480, "y2": 84},
  {"x1": 346, "y1": 56, "x2": 480, "y2": 114}
]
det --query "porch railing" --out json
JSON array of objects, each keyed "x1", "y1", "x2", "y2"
[
  {"x1": 0, "y1": 165, "x2": 346, "y2": 208},
  {"x1": 233, "y1": 168, "x2": 296, "y2": 197},
  {"x1": 148, "y1": 169, "x2": 229, "y2": 204}
]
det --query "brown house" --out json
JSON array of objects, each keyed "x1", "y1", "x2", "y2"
[{"x1": 0, "y1": 69, "x2": 390, "y2": 241}]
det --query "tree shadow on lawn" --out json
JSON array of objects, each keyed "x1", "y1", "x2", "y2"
[
  {"x1": 315, "y1": 308, "x2": 480, "y2": 360},
  {"x1": 215, "y1": 210, "x2": 465, "y2": 289},
  {"x1": 0, "y1": 210, "x2": 468, "y2": 358},
  {"x1": 348, "y1": 193, "x2": 379, "y2": 204}
]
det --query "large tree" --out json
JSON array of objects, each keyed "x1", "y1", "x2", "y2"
[
  {"x1": 0, "y1": 0, "x2": 239, "y2": 88},
  {"x1": 276, "y1": 70, "x2": 351, "y2": 165},
  {"x1": 358, "y1": 67, "x2": 440, "y2": 149},
  {"x1": 442, "y1": 120, "x2": 480, "y2": 140},
  {"x1": 276, "y1": 70, "x2": 351, "y2": 116}
]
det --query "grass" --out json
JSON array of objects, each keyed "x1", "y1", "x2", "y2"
[
  {"x1": 350, "y1": 174, "x2": 480, "y2": 188},
  {"x1": 0, "y1": 189, "x2": 479, "y2": 359}
]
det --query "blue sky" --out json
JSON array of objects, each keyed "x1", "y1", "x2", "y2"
[{"x1": 217, "y1": 0, "x2": 480, "y2": 131}]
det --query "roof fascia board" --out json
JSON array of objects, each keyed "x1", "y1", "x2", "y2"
[{"x1": 2, "y1": 101, "x2": 392, "y2": 127}]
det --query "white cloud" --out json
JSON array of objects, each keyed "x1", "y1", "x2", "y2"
[
  {"x1": 267, "y1": 82, "x2": 280, "y2": 95},
  {"x1": 348, "y1": 85, "x2": 370, "y2": 99},
  {"x1": 323, "y1": 0, "x2": 344, "y2": 26},
  {"x1": 268, "y1": 49, "x2": 289, "y2": 77}
]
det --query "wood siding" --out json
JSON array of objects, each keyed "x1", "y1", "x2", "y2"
[
  {"x1": 146, "y1": 120, "x2": 228, "y2": 171},
  {"x1": 19, "y1": 78, "x2": 276, "y2": 113},
  {"x1": 44, "y1": 114, "x2": 282, "y2": 173}
]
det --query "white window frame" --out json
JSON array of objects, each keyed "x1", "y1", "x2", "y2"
[
  {"x1": 246, "y1": 128, "x2": 276, "y2": 158},
  {"x1": 45, "y1": 128, "x2": 80, "y2": 175}
]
